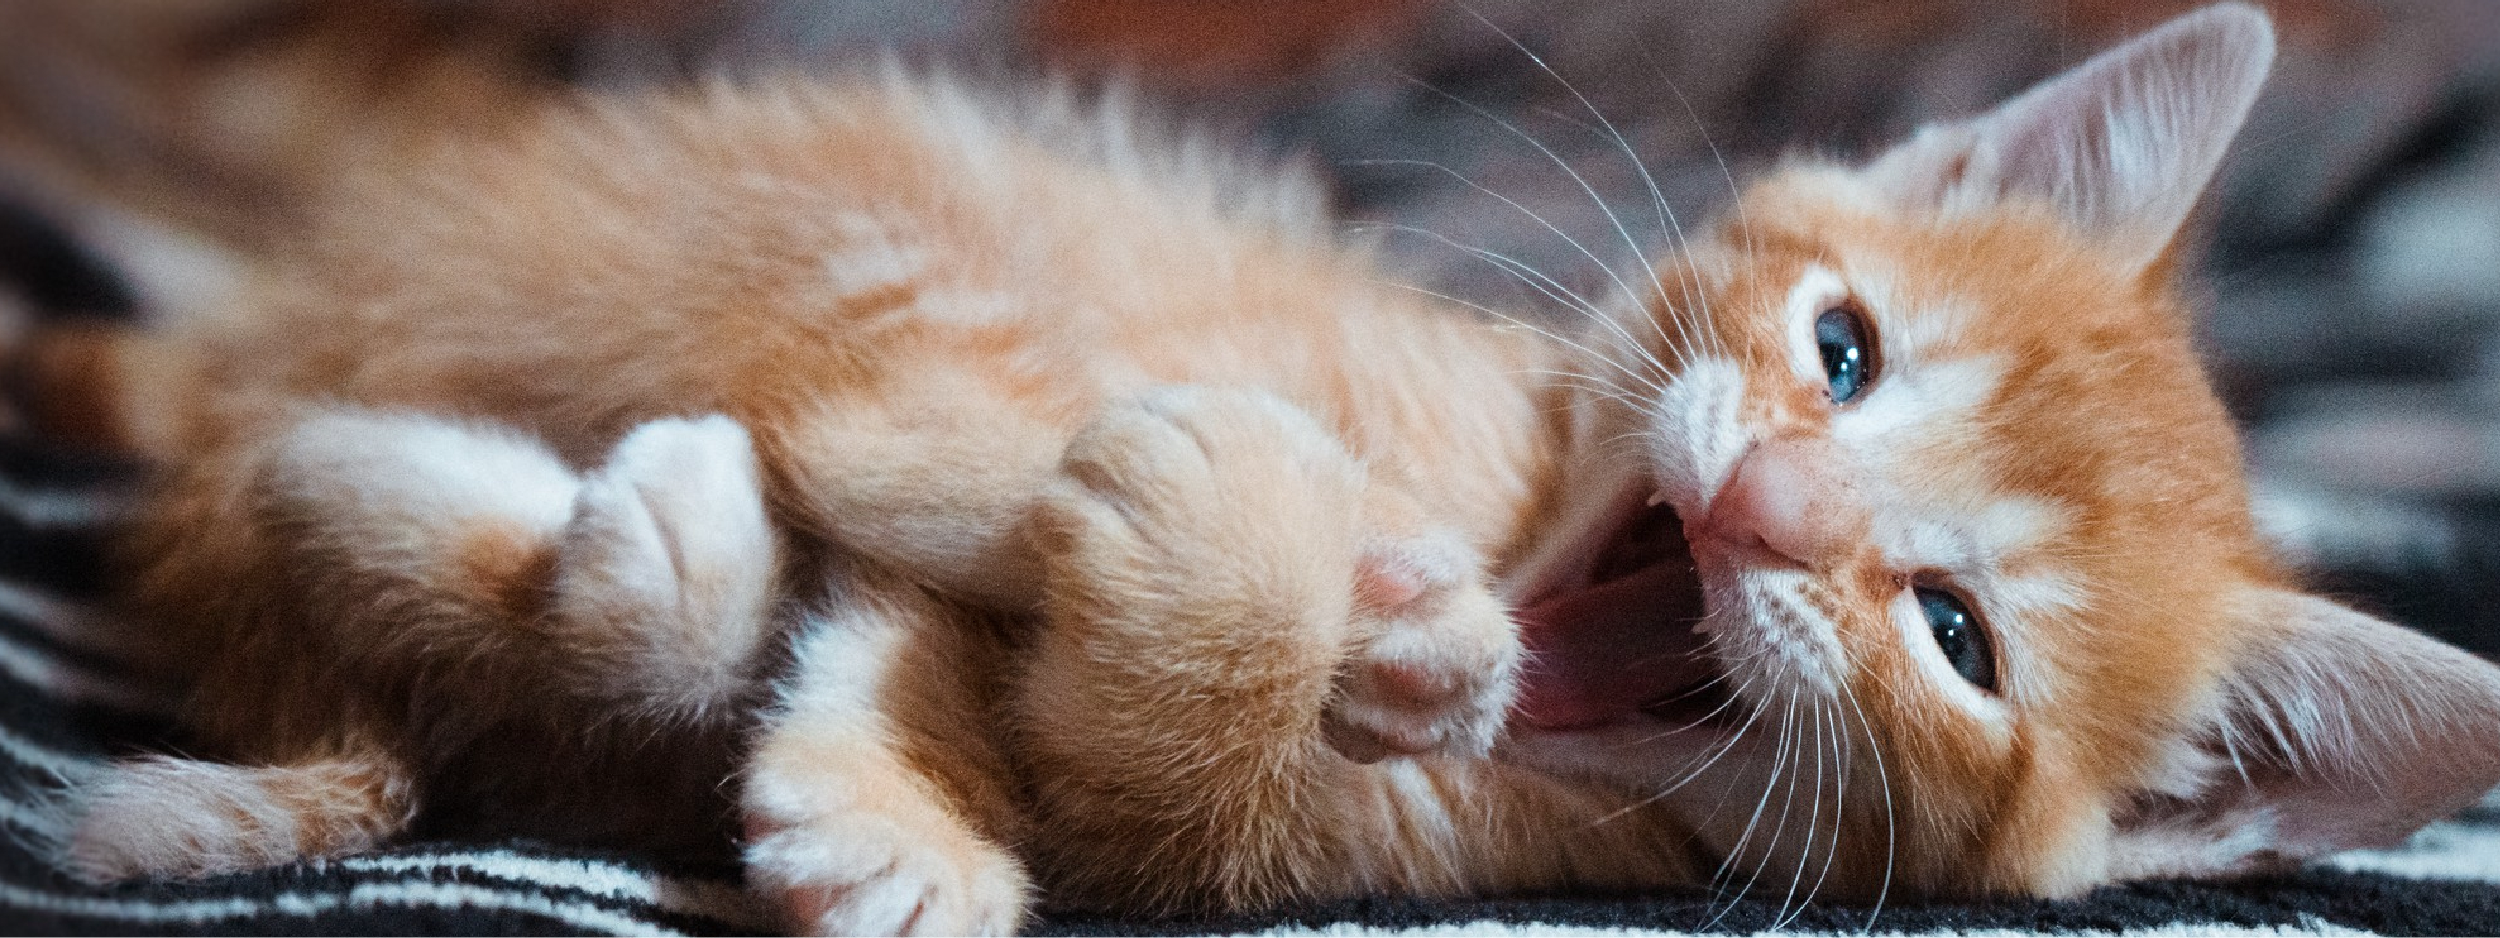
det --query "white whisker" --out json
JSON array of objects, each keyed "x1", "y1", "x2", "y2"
[
  {"x1": 1837, "y1": 681, "x2": 1895, "y2": 933},
  {"x1": 1708, "y1": 679, "x2": 1802, "y2": 925},
  {"x1": 1369, "y1": 266, "x2": 1667, "y2": 396},
  {"x1": 1457, "y1": 7, "x2": 1721, "y2": 363},
  {"x1": 1347, "y1": 158, "x2": 1682, "y2": 375}
]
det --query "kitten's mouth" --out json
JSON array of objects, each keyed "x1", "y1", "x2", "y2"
[{"x1": 1513, "y1": 479, "x2": 1727, "y2": 733}]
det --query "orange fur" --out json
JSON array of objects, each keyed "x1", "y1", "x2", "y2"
[{"x1": 47, "y1": 6, "x2": 2500, "y2": 936}]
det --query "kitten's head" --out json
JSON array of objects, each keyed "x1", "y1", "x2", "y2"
[{"x1": 1506, "y1": 3, "x2": 2500, "y2": 900}]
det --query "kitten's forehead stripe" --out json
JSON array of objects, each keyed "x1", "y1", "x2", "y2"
[
  {"x1": 1970, "y1": 499, "x2": 2066, "y2": 558},
  {"x1": 1850, "y1": 262, "x2": 1974, "y2": 359}
]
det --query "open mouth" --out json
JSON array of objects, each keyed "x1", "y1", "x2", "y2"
[{"x1": 1512, "y1": 478, "x2": 1731, "y2": 733}]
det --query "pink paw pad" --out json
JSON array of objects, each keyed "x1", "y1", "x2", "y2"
[
  {"x1": 1322, "y1": 533, "x2": 1522, "y2": 764},
  {"x1": 1353, "y1": 536, "x2": 1465, "y2": 615}
]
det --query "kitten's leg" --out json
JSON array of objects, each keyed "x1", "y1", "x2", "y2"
[
  {"x1": 260, "y1": 408, "x2": 779, "y2": 719},
  {"x1": 71, "y1": 410, "x2": 782, "y2": 881},
  {"x1": 1019, "y1": 386, "x2": 1521, "y2": 911},
  {"x1": 62, "y1": 742, "x2": 413, "y2": 883},
  {"x1": 741, "y1": 583, "x2": 1031, "y2": 936},
  {"x1": 544, "y1": 414, "x2": 782, "y2": 720}
]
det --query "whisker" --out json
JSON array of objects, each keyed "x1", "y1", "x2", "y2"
[
  {"x1": 1836, "y1": 681, "x2": 1895, "y2": 933},
  {"x1": 1368, "y1": 271, "x2": 1667, "y2": 396},
  {"x1": 1353, "y1": 220, "x2": 1614, "y2": 325},
  {"x1": 1709, "y1": 679, "x2": 1802, "y2": 922},
  {"x1": 1541, "y1": 380, "x2": 1642, "y2": 410},
  {"x1": 1812, "y1": 700, "x2": 1850, "y2": 928},
  {"x1": 1592, "y1": 648, "x2": 1779, "y2": 829},
  {"x1": 1372, "y1": 79, "x2": 1666, "y2": 337},
  {"x1": 1350, "y1": 156, "x2": 1680, "y2": 372},
  {"x1": 1355, "y1": 220, "x2": 1652, "y2": 363},
  {"x1": 1769, "y1": 701, "x2": 1826, "y2": 928},
  {"x1": 1639, "y1": 61, "x2": 1750, "y2": 358},
  {"x1": 1457, "y1": 6, "x2": 1719, "y2": 364},
  {"x1": 1774, "y1": 701, "x2": 1842, "y2": 932},
  {"x1": 1516, "y1": 366, "x2": 1639, "y2": 401}
]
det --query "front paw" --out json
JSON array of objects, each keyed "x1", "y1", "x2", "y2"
[
  {"x1": 1322, "y1": 533, "x2": 1522, "y2": 763},
  {"x1": 745, "y1": 814, "x2": 1029, "y2": 937},
  {"x1": 1046, "y1": 386, "x2": 1522, "y2": 766},
  {"x1": 1046, "y1": 386, "x2": 1371, "y2": 611}
]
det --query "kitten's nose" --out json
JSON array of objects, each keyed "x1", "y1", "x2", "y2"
[{"x1": 1695, "y1": 435, "x2": 1869, "y2": 570}]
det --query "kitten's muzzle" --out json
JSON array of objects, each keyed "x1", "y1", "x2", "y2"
[{"x1": 1689, "y1": 435, "x2": 1869, "y2": 573}]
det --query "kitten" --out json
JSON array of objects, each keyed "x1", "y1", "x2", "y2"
[{"x1": 43, "y1": 4, "x2": 2500, "y2": 935}]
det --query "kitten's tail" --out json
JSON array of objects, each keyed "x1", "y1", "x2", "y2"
[{"x1": 52, "y1": 747, "x2": 417, "y2": 884}]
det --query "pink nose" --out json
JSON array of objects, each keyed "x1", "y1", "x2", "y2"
[{"x1": 1694, "y1": 435, "x2": 1869, "y2": 570}]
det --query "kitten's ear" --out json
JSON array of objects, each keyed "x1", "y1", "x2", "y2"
[
  {"x1": 2109, "y1": 589, "x2": 2500, "y2": 879},
  {"x1": 1864, "y1": 4, "x2": 2275, "y2": 273}
]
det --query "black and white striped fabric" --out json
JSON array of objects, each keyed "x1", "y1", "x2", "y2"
[{"x1": 0, "y1": 432, "x2": 2493, "y2": 938}]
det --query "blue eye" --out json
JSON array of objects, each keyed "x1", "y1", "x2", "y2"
[
  {"x1": 1815, "y1": 305, "x2": 1876, "y2": 404},
  {"x1": 1916, "y1": 586, "x2": 1996, "y2": 691}
]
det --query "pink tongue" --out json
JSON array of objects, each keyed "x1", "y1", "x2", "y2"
[{"x1": 1515, "y1": 563, "x2": 1711, "y2": 731}]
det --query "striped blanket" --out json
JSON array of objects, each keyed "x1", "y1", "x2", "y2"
[{"x1": 0, "y1": 435, "x2": 2495, "y2": 937}]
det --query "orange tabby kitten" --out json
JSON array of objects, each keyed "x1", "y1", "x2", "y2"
[{"x1": 47, "y1": 4, "x2": 2500, "y2": 935}]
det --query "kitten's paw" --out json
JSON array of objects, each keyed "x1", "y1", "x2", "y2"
[
  {"x1": 745, "y1": 814, "x2": 1029, "y2": 936},
  {"x1": 1051, "y1": 386, "x2": 1368, "y2": 572},
  {"x1": 1322, "y1": 534, "x2": 1522, "y2": 763},
  {"x1": 1058, "y1": 386, "x2": 1364, "y2": 513},
  {"x1": 552, "y1": 415, "x2": 777, "y2": 715},
  {"x1": 1053, "y1": 387, "x2": 1522, "y2": 765}
]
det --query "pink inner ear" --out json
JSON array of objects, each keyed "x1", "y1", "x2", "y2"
[
  {"x1": 1860, "y1": 3, "x2": 2274, "y2": 272},
  {"x1": 2257, "y1": 759, "x2": 2498, "y2": 856},
  {"x1": 2112, "y1": 589, "x2": 2500, "y2": 878}
]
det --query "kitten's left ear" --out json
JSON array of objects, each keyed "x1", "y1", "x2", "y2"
[
  {"x1": 1865, "y1": 4, "x2": 2275, "y2": 273},
  {"x1": 2108, "y1": 589, "x2": 2500, "y2": 880}
]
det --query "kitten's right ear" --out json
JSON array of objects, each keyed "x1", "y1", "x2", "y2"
[
  {"x1": 2108, "y1": 589, "x2": 2500, "y2": 880},
  {"x1": 1864, "y1": 4, "x2": 2275, "y2": 273}
]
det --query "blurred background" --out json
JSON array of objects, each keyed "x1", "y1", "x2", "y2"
[{"x1": 2, "y1": 0, "x2": 2496, "y2": 655}]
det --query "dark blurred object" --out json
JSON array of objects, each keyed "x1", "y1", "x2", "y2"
[
  {"x1": 0, "y1": 200, "x2": 137, "y2": 320},
  {"x1": 0, "y1": 1, "x2": 592, "y2": 249},
  {"x1": 1033, "y1": 0, "x2": 1431, "y2": 89}
]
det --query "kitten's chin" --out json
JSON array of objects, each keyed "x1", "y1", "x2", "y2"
[{"x1": 1509, "y1": 476, "x2": 1728, "y2": 738}]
